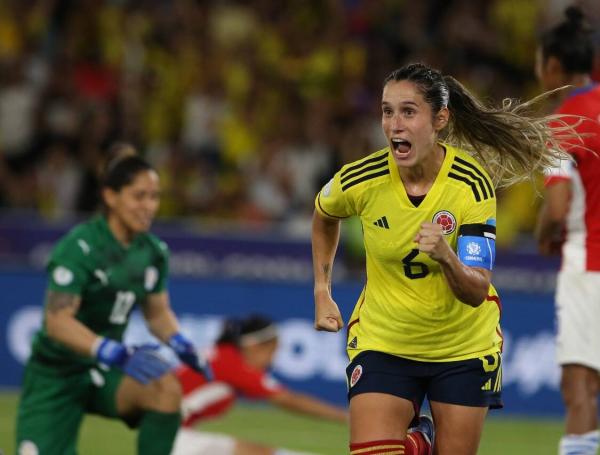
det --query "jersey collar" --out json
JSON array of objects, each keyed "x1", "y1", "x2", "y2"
[
  {"x1": 96, "y1": 215, "x2": 129, "y2": 252},
  {"x1": 388, "y1": 143, "x2": 455, "y2": 209}
]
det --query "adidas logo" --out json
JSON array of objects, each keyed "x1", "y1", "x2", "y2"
[
  {"x1": 348, "y1": 337, "x2": 358, "y2": 348},
  {"x1": 481, "y1": 378, "x2": 492, "y2": 391},
  {"x1": 373, "y1": 216, "x2": 389, "y2": 229}
]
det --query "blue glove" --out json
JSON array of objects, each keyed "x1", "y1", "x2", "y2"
[
  {"x1": 168, "y1": 332, "x2": 212, "y2": 380},
  {"x1": 95, "y1": 338, "x2": 170, "y2": 384},
  {"x1": 95, "y1": 337, "x2": 129, "y2": 367},
  {"x1": 122, "y1": 344, "x2": 172, "y2": 385}
]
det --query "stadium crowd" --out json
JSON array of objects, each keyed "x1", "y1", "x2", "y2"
[{"x1": 0, "y1": 0, "x2": 598, "y2": 241}]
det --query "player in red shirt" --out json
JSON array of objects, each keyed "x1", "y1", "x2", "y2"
[
  {"x1": 172, "y1": 315, "x2": 348, "y2": 455},
  {"x1": 535, "y1": 6, "x2": 600, "y2": 455}
]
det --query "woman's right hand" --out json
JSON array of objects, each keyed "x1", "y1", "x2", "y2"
[{"x1": 314, "y1": 292, "x2": 344, "y2": 332}]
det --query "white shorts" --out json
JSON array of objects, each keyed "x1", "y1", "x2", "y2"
[
  {"x1": 171, "y1": 428, "x2": 236, "y2": 455},
  {"x1": 555, "y1": 270, "x2": 600, "y2": 371}
]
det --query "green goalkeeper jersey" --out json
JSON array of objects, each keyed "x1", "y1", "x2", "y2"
[{"x1": 30, "y1": 215, "x2": 169, "y2": 368}]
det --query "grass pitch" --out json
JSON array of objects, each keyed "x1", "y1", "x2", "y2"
[{"x1": 0, "y1": 391, "x2": 563, "y2": 454}]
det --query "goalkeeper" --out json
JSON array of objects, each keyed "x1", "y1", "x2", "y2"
[{"x1": 15, "y1": 149, "x2": 210, "y2": 455}]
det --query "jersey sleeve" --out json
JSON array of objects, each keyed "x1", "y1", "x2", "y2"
[
  {"x1": 543, "y1": 157, "x2": 573, "y2": 187},
  {"x1": 457, "y1": 196, "x2": 497, "y2": 270},
  {"x1": 149, "y1": 240, "x2": 169, "y2": 293},
  {"x1": 460, "y1": 194, "x2": 496, "y2": 228},
  {"x1": 213, "y1": 346, "x2": 285, "y2": 399},
  {"x1": 46, "y1": 235, "x2": 92, "y2": 295},
  {"x1": 314, "y1": 169, "x2": 356, "y2": 219}
]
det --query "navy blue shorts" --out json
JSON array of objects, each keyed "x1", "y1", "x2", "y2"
[{"x1": 346, "y1": 351, "x2": 503, "y2": 411}]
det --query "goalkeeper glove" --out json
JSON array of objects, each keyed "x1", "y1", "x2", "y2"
[
  {"x1": 94, "y1": 338, "x2": 171, "y2": 384},
  {"x1": 168, "y1": 332, "x2": 212, "y2": 380}
]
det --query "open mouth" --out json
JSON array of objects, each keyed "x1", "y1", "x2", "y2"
[{"x1": 391, "y1": 138, "x2": 412, "y2": 155}]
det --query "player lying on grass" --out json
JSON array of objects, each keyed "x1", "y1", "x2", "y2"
[{"x1": 172, "y1": 314, "x2": 348, "y2": 455}]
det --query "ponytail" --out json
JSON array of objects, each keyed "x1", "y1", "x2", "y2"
[{"x1": 443, "y1": 76, "x2": 577, "y2": 187}]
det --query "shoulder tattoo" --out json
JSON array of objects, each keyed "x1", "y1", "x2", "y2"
[{"x1": 46, "y1": 291, "x2": 77, "y2": 313}]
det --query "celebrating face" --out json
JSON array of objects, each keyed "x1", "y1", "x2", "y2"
[{"x1": 382, "y1": 80, "x2": 447, "y2": 169}]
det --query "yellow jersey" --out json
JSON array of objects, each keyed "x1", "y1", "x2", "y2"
[{"x1": 315, "y1": 144, "x2": 502, "y2": 362}]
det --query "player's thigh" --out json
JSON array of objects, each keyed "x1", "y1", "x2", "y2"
[
  {"x1": 350, "y1": 393, "x2": 415, "y2": 442},
  {"x1": 429, "y1": 401, "x2": 487, "y2": 455},
  {"x1": 16, "y1": 363, "x2": 87, "y2": 455},
  {"x1": 115, "y1": 370, "x2": 182, "y2": 416},
  {"x1": 86, "y1": 366, "x2": 123, "y2": 419},
  {"x1": 426, "y1": 354, "x2": 502, "y2": 455},
  {"x1": 172, "y1": 428, "x2": 237, "y2": 455},
  {"x1": 556, "y1": 271, "x2": 600, "y2": 371},
  {"x1": 87, "y1": 366, "x2": 181, "y2": 426},
  {"x1": 347, "y1": 351, "x2": 427, "y2": 441}
]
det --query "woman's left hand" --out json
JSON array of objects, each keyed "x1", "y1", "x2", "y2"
[{"x1": 414, "y1": 222, "x2": 452, "y2": 263}]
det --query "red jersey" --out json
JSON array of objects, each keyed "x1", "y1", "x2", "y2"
[
  {"x1": 545, "y1": 84, "x2": 600, "y2": 271},
  {"x1": 177, "y1": 343, "x2": 285, "y2": 427}
]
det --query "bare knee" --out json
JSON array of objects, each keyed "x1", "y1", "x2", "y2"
[
  {"x1": 120, "y1": 374, "x2": 182, "y2": 413},
  {"x1": 430, "y1": 401, "x2": 486, "y2": 455},
  {"x1": 561, "y1": 368, "x2": 598, "y2": 410},
  {"x1": 144, "y1": 372, "x2": 182, "y2": 413},
  {"x1": 117, "y1": 372, "x2": 182, "y2": 416},
  {"x1": 349, "y1": 393, "x2": 415, "y2": 442}
]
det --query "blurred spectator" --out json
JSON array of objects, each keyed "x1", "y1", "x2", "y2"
[
  {"x1": 0, "y1": 0, "x2": 597, "y2": 249},
  {"x1": 0, "y1": 58, "x2": 38, "y2": 171},
  {"x1": 181, "y1": 70, "x2": 227, "y2": 168},
  {"x1": 36, "y1": 140, "x2": 82, "y2": 220}
]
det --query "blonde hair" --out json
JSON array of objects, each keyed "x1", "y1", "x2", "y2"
[{"x1": 443, "y1": 76, "x2": 581, "y2": 188}]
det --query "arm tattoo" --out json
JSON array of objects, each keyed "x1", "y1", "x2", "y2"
[
  {"x1": 321, "y1": 264, "x2": 332, "y2": 292},
  {"x1": 46, "y1": 291, "x2": 77, "y2": 314},
  {"x1": 321, "y1": 263, "x2": 331, "y2": 279}
]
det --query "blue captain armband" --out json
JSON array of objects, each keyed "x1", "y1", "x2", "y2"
[{"x1": 457, "y1": 222, "x2": 496, "y2": 270}]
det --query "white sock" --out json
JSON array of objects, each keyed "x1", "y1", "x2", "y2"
[{"x1": 559, "y1": 430, "x2": 600, "y2": 455}]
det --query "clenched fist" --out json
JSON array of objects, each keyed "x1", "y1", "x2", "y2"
[
  {"x1": 414, "y1": 222, "x2": 452, "y2": 263},
  {"x1": 314, "y1": 292, "x2": 344, "y2": 332}
]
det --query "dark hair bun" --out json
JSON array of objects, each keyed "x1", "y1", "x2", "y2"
[
  {"x1": 540, "y1": 4, "x2": 593, "y2": 74},
  {"x1": 216, "y1": 318, "x2": 242, "y2": 345},
  {"x1": 565, "y1": 6, "x2": 585, "y2": 28}
]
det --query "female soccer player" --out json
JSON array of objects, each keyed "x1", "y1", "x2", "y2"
[
  {"x1": 173, "y1": 314, "x2": 348, "y2": 455},
  {"x1": 312, "y1": 62, "x2": 575, "y2": 455},
  {"x1": 535, "y1": 7, "x2": 600, "y2": 455},
  {"x1": 16, "y1": 152, "x2": 209, "y2": 455}
]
